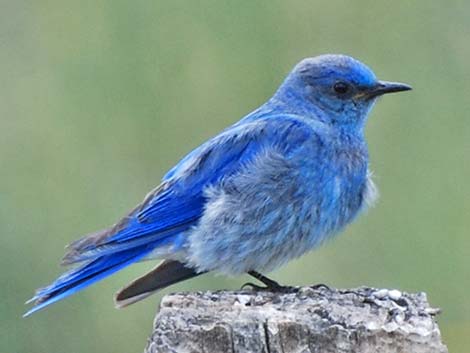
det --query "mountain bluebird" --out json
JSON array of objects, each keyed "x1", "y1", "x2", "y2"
[{"x1": 25, "y1": 54, "x2": 411, "y2": 315}]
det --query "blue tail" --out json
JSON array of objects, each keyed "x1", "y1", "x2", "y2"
[{"x1": 24, "y1": 245, "x2": 154, "y2": 317}]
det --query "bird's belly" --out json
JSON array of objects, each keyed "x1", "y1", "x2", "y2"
[
  {"x1": 185, "y1": 173, "x2": 372, "y2": 275},
  {"x1": 255, "y1": 183, "x2": 368, "y2": 272}
]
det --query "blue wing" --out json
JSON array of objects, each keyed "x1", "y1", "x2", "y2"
[{"x1": 25, "y1": 115, "x2": 312, "y2": 316}]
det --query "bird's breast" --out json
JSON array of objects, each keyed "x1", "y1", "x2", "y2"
[{"x1": 295, "y1": 138, "x2": 370, "y2": 244}]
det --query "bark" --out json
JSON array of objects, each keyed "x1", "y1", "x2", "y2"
[{"x1": 144, "y1": 286, "x2": 448, "y2": 353}]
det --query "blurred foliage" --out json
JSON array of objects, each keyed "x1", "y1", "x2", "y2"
[{"x1": 1, "y1": 1, "x2": 469, "y2": 352}]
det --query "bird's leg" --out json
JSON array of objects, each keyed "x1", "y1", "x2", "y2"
[
  {"x1": 242, "y1": 271, "x2": 293, "y2": 292},
  {"x1": 248, "y1": 271, "x2": 282, "y2": 289}
]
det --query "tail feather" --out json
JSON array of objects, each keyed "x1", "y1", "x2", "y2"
[
  {"x1": 61, "y1": 225, "x2": 187, "y2": 266},
  {"x1": 24, "y1": 245, "x2": 154, "y2": 317},
  {"x1": 114, "y1": 260, "x2": 203, "y2": 308}
]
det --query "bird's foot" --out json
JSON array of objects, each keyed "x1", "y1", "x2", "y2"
[
  {"x1": 243, "y1": 271, "x2": 296, "y2": 293},
  {"x1": 241, "y1": 282, "x2": 296, "y2": 293},
  {"x1": 310, "y1": 283, "x2": 330, "y2": 290},
  {"x1": 241, "y1": 282, "x2": 267, "y2": 291}
]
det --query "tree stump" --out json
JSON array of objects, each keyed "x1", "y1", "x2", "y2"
[{"x1": 144, "y1": 286, "x2": 448, "y2": 353}]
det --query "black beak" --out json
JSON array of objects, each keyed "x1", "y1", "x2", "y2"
[{"x1": 367, "y1": 81, "x2": 412, "y2": 98}]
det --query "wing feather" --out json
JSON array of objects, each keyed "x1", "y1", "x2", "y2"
[{"x1": 61, "y1": 119, "x2": 294, "y2": 264}]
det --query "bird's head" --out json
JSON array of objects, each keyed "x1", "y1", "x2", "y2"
[{"x1": 274, "y1": 54, "x2": 411, "y2": 130}]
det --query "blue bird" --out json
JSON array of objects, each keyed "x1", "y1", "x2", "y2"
[{"x1": 25, "y1": 54, "x2": 411, "y2": 316}]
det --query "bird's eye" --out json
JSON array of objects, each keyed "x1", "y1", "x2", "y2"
[{"x1": 333, "y1": 82, "x2": 350, "y2": 95}]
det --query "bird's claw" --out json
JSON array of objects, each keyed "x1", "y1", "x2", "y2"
[
  {"x1": 241, "y1": 282, "x2": 295, "y2": 293},
  {"x1": 310, "y1": 283, "x2": 330, "y2": 291},
  {"x1": 241, "y1": 282, "x2": 266, "y2": 291}
]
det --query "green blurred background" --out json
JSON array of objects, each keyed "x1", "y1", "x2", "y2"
[{"x1": 1, "y1": 1, "x2": 469, "y2": 352}]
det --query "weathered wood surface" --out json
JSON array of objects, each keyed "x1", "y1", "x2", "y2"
[{"x1": 144, "y1": 286, "x2": 448, "y2": 353}]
